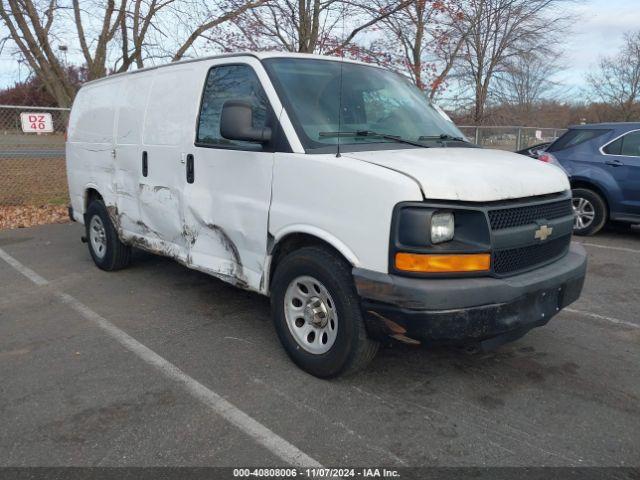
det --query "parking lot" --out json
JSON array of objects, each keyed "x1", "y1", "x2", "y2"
[{"x1": 0, "y1": 222, "x2": 639, "y2": 467}]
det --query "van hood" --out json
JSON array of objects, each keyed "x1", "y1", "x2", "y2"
[{"x1": 345, "y1": 147, "x2": 570, "y2": 202}]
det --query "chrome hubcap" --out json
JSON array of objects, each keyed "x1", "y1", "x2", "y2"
[
  {"x1": 572, "y1": 197, "x2": 595, "y2": 230},
  {"x1": 89, "y1": 215, "x2": 107, "y2": 259},
  {"x1": 305, "y1": 296, "x2": 329, "y2": 328},
  {"x1": 284, "y1": 276, "x2": 338, "y2": 355}
]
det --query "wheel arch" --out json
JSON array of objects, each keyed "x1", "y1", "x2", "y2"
[
  {"x1": 84, "y1": 185, "x2": 104, "y2": 211},
  {"x1": 266, "y1": 226, "x2": 359, "y2": 295},
  {"x1": 570, "y1": 178, "x2": 610, "y2": 216}
]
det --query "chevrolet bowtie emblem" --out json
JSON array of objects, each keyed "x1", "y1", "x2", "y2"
[{"x1": 534, "y1": 225, "x2": 553, "y2": 241}]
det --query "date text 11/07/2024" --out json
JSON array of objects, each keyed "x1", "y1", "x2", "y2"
[{"x1": 232, "y1": 468, "x2": 401, "y2": 477}]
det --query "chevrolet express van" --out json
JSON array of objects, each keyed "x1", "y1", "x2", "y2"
[{"x1": 66, "y1": 52, "x2": 587, "y2": 377}]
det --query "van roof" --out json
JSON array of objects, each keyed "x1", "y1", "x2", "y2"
[{"x1": 82, "y1": 51, "x2": 380, "y2": 87}]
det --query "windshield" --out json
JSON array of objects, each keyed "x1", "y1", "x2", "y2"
[{"x1": 262, "y1": 58, "x2": 466, "y2": 152}]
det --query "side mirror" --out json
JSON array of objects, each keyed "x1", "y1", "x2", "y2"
[{"x1": 220, "y1": 99, "x2": 272, "y2": 143}]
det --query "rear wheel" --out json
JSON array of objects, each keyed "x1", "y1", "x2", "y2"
[
  {"x1": 85, "y1": 200, "x2": 131, "y2": 271},
  {"x1": 572, "y1": 188, "x2": 607, "y2": 236},
  {"x1": 270, "y1": 246, "x2": 378, "y2": 378}
]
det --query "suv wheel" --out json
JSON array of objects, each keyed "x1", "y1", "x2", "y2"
[
  {"x1": 270, "y1": 246, "x2": 379, "y2": 378},
  {"x1": 85, "y1": 200, "x2": 132, "y2": 271},
  {"x1": 572, "y1": 188, "x2": 607, "y2": 236}
]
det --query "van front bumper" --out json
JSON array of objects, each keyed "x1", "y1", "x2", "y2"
[{"x1": 353, "y1": 243, "x2": 587, "y2": 348}]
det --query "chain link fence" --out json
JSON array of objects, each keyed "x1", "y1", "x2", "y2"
[
  {"x1": 458, "y1": 126, "x2": 565, "y2": 151},
  {"x1": 0, "y1": 104, "x2": 568, "y2": 206},
  {"x1": 0, "y1": 105, "x2": 69, "y2": 205}
]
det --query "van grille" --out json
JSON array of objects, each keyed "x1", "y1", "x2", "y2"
[
  {"x1": 492, "y1": 235, "x2": 571, "y2": 275},
  {"x1": 488, "y1": 199, "x2": 573, "y2": 230}
]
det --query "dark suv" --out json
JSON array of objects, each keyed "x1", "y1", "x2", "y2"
[{"x1": 541, "y1": 123, "x2": 640, "y2": 235}]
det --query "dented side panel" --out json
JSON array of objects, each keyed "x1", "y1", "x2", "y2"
[
  {"x1": 185, "y1": 58, "x2": 279, "y2": 291},
  {"x1": 112, "y1": 72, "x2": 152, "y2": 238},
  {"x1": 128, "y1": 65, "x2": 202, "y2": 263},
  {"x1": 67, "y1": 57, "x2": 280, "y2": 293}
]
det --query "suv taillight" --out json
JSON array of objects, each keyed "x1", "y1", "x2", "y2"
[
  {"x1": 537, "y1": 152, "x2": 567, "y2": 173},
  {"x1": 538, "y1": 153, "x2": 555, "y2": 163}
]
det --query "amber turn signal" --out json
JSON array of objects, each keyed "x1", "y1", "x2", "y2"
[{"x1": 395, "y1": 252, "x2": 491, "y2": 273}]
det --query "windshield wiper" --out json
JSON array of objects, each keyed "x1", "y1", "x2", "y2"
[
  {"x1": 319, "y1": 130, "x2": 430, "y2": 148},
  {"x1": 418, "y1": 134, "x2": 468, "y2": 143}
]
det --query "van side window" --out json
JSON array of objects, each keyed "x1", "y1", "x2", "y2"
[{"x1": 197, "y1": 65, "x2": 268, "y2": 150}]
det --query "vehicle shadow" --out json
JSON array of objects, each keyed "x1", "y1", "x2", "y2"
[
  {"x1": 601, "y1": 223, "x2": 640, "y2": 238},
  {"x1": 125, "y1": 246, "x2": 602, "y2": 403}
]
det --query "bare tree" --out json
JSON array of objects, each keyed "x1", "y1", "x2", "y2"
[
  {"x1": 72, "y1": 0, "x2": 133, "y2": 79},
  {"x1": 0, "y1": 0, "x2": 270, "y2": 106},
  {"x1": 456, "y1": 0, "x2": 570, "y2": 124},
  {"x1": 169, "y1": 0, "x2": 269, "y2": 61},
  {"x1": 107, "y1": 0, "x2": 175, "y2": 71},
  {"x1": 111, "y1": 0, "x2": 269, "y2": 66},
  {"x1": 492, "y1": 51, "x2": 561, "y2": 125},
  {"x1": 586, "y1": 31, "x2": 640, "y2": 122},
  {"x1": 223, "y1": 0, "x2": 411, "y2": 55},
  {"x1": 0, "y1": 0, "x2": 166, "y2": 105},
  {"x1": 0, "y1": 0, "x2": 77, "y2": 106},
  {"x1": 371, "y1": 0, "x2": 466, "y2": 99}
]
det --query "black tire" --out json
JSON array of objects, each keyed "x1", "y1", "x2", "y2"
[
  {"x1": 270, "y1": 246, "x2": 379, "y2": 378},
  {"x1": 572, "y1": 188, "x2": 607, "y2": 236},
  {"x1": 85, "y1": 200, "x2": 131, "y2": 271}
]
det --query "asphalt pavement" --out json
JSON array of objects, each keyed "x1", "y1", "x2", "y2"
[{"x1": 0, "y1": 223, "x2": 638, "y2": 467}]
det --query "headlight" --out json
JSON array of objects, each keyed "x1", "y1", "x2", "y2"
[
  {"x1": 431, "y1": 212, "x2": 454, "y2": 244},
  {"x1": 391, "y1": 203, "x2": 490, "y2": 276}
]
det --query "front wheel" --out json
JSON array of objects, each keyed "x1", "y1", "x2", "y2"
[
  {"x1": 572, "y1": 188, "x2": 607, "y2": 236},
  {"x1": 270, "y1": 246, "x2": 378, "y2": 378}
]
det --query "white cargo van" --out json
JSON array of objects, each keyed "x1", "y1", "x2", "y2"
[{"x1": 66, "y1": 52, "x2": 587, "y2": 377}]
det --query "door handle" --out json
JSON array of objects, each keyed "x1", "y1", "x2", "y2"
[
  {"x1": 142, "y1": 151, "x2": 148, "y2": 177},
  {"x1": 186, "y1": 154, "x2": 194, "y2": 184},
  {"x1": 605, "y1": 158, "x2": 624, "y2": 167}
]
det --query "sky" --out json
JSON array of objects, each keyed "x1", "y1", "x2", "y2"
[
  {"x1": 559, "y1": 0, "x2": 640, "y2": 91},
  {"x1": 0, "y1": 0, "x2": 639, "y2": 98}
]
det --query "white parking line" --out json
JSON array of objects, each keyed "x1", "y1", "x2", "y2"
[
  {"x1": 0, "y1": 246, "x2": 322, "y2": 468},
  {"x1": 577, "y1": 241, "x2": 640, "y2": 254},
  {"x1": 564, "y1": 308, "x2": 639, "y2": 329},
  {"x1": 0, "y1": 247, "x2": 48, "y2": 286}
]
